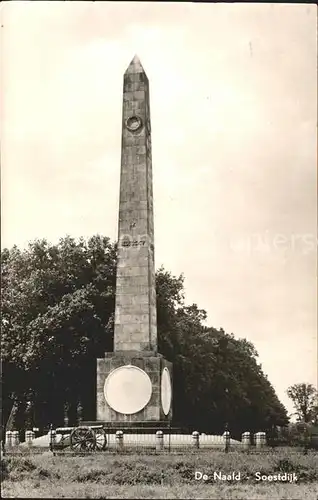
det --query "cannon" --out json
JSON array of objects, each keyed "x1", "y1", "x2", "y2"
[{"x1": 53, "y1": 425, "x2": 107, "y2": 451}]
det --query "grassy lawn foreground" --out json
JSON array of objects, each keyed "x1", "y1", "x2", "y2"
[{"x1": 1, "y1": 449, "x2": 318, "y2": 499}]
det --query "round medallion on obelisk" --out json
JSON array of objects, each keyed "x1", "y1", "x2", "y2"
[
  {"x1": 126, "y1": 115, "x2": 143, "y2": 132},
  {"x1": 161, "y1": 367, "x2": 172, "y2": 416},
  {"x1": 104, "y1": 365, "x2": 152, "y2": 415}
]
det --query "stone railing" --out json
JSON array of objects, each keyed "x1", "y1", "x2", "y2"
[{"x1": 3, "y1": 428, "x2": 268, "y2": 452}]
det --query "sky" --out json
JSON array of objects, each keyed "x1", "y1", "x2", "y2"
[{"x1": 1, "y1": 2, "x2": 317, "y2": 418}]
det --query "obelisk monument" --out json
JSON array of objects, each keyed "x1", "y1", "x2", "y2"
[
  {"x1": 114, "y1": 55, "x2": 157, "y2": 353},
  {"x1": 96, "y1": 56, "x2": 173, "y2": 423}
]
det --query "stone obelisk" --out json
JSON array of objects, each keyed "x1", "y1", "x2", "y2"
[
  {"x1": 114, "y1": 55, "x2": 157, "y2": 353},
  {"x1": 96, "y1": 56, "x2": 173, "y2": 424}
]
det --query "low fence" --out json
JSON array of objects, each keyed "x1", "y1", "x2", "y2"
[
  {"x1": 2, "y1": 428, "x2": 272, "y2": 455},
  {"x1": 2, "y1": 423, "x2": 317, "y2": 456},
  {"x1": 98, "y1": 430, "x2": 267, "y2": 451}
]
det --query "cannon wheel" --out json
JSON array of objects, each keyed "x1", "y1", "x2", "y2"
[
  {"x1": 95, "y1": 428, "x2": 107, "y2": 451},
  {"x1": 70, "y1": 427, "x2": 96, "y2": 451}
]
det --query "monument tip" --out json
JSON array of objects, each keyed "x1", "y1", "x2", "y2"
[
  {"x1": 132, "y1": 54, "x2": 141, "y2": 64},
  {"x1": 125, "y1": 54, "x2": 145, "y2": 74}
]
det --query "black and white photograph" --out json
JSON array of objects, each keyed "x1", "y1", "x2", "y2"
[{"x1": 1, "y1": 2, "x2": 317, "y2": 499}]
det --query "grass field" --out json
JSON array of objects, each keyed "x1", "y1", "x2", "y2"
[{"x1": 1, "y1": 449, "x2": 318, "y2": 499}]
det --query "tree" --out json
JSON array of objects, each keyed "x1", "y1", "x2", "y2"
[
  {"x1": 287, "y1": 383, "x2": 318, "y2": 423},
  {"x1": 1, "y1": 235, "x2": 116, "y2": 427}
]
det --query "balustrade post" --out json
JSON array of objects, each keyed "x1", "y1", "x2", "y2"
[
  {"x1": 12, "y1": 430, "x2": 20, "y2": 447},
  {"x1": 48, "y1": 427, "x2": 56, "y2": 452},
  {"x1": 5, "y1": 431, "x2": 12, "y2": 448},
  {"x1": 25, "y1": 430, "x2": 34, "y2": 446},
  {"x1": 116, "y1": 430, "x2": 124, "y2": 451},
  {"x1": 192, "y1": 431, "x2": 200, "y2": 449},
  {"x1": 223, "y1": 430, "x2": 230, "y2": 452},
  {"x1": 156, "y1": 430, "x2": 164, "y2": 451},
  {"x1": 241, "y1": 431, "x2": 250, "y2": 450}
]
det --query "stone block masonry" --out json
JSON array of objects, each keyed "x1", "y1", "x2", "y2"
[{"x1": 114, "y1": 55, "x2": 156, "y2": 353}]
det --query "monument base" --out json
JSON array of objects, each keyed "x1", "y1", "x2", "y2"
[{"x1": 96, "y1": 352, "x2": 173, "y2": 423}]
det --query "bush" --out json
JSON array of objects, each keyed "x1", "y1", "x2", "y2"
[
  {"x1": 277, "y1": 423, "x2": 316, "y2": 447},
  {"x1": 1, "y1": 456, "x2": 60, "y2": 482}
]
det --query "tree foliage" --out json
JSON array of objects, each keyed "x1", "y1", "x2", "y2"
[
  {"x1": 287, "y1": 383, "x2": 318, "y2": 424},
  {"x1": 1, "y1": 236, "x2": 288, "y2": 434},
  {"x1": 1, "y1": 235, "x2": 116, "y2": 427}
]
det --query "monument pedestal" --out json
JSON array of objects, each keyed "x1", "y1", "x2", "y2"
[{"x1": 96, "y1": 352, "x2": 172, "y2": 423}]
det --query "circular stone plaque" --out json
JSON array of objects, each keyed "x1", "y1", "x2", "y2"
[
  {"x1": 161, "y1": 367, "x2": 172, "y2": 416},
  {"x1": 104, "y1": 365, "x2": 152, "y2": 415},
  {"x1": 126, "y1": 115, "x2": 142, "y2": 132}
]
